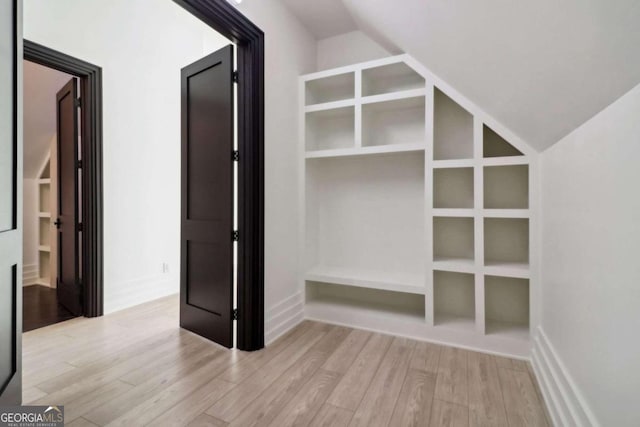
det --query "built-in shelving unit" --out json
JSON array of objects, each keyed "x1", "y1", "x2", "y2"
[
  {"x1": 300, "y1": 55, "x2": 537, "y2": 357},
  {"x1": 37, "y1": 157, "x2": 52, "y2": 287}
]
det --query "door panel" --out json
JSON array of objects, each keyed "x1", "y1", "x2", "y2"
[
  {"x1": 0, "y1": 0, "x2": 21, "y2": 405},
  {"x1": 181, "y1": 45, "x2": 234, "y2": 348},
  {"x1": 56, "y1": 78, "x2": 82, "y2": 316}
]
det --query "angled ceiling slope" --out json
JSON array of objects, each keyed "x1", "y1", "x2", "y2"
[{"x1": 281, "y1": 0, "x2": 640, "y2": 151}]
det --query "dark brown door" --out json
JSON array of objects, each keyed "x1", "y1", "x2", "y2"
[
  {"x1": 0, "y1": 0, "x2": 20, "y2": 405},
  {"x1": 56, "y1": 78, "x2": 82, "y2": 316},
  {"x1": 180, "y1": 45, "x2": 234, "y2": 348}
]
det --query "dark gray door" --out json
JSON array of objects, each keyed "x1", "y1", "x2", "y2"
[
  {"x1": 56, "y1": 78, "x2": 82, "y2": 316},
  {"x1": 180, "y1": 45, "x2": 234, "y2": 348},
  {"x1": 0, "y1": 0, "x2": 22, "y2": 405}
]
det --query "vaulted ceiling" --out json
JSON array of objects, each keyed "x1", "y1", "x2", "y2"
[{"x1": 279, "y1": 0, "x2": 640, "y2": 151}]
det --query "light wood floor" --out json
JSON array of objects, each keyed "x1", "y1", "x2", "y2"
[{"x1": 23, "y1": 295, "x2": 551, "y2": 426}]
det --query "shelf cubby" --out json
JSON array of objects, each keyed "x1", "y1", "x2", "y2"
[
  {"x1": 434, "y1": 167, "x2": 474, "y2": 209},
  {"x1": 39, "y1": 251, "x2": 50, "y2": 282},
  {"x1": 484, "y1": 165, "x2": 529, "y2": 209},
  {"x1": 306, "y1": 106, "x2": 355, "y2": 151},
  {"x1": 483, "y1": 125, "x2": 523, "y2": 158},
  {"x1": 39, "y1": 217, "x2": 50, "y2": 247},
  {"x1": 433, "y1": 217, "x2": 475, "y2": 264},
  {"x1": 433, "y1": 88, "x2": 473, "y2": 160},
  {"x1": 362, "y1": 62, "x2": 425, "y2": 96},
  {"x1": 485, "y1": 275, "x2": 529, "y2": 338},
  {"x1": 306, "y1": 152, "x2": 425, "y2": 280},
  {"x1": 39, "y1": 183, "x2": 51, "y2": 212},
  {"x1": 484, "y1": 218, "x2": 529, "y2": 268},
  {"x1": 362, "y1": 96, "x2": 425, "y2": 147},
  {"x1": 305, "y1": 72, "x2": 355, "y2": 106},
  {"x1": 306, "y1": 281, "x2": 425, "y2": 322},
  {"x1": 434, "y1": 271, "x2": 475, "y2": 329}
]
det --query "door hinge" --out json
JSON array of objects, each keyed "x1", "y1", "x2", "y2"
[
  {"x1": 232, "y1": 150, "x2": 239, "y2": 161},
  {"x1": 78, "y1": 223, "x2": 83, "y2": 232},
  {"x1": 232, "y1": 308, "x2": 238, "y2": 320},
  {"x1": 74, "y1": 98, "x2": 81, "y2": 108},
  {"x1": 232, "y1": 230, "x2": 239, "y2": 241},
  {"x1": 77, "y1": 160, "x2": 82, "y2": 169},
  {"x1": 232, "y1": 70, "x2": 239, "y2": 83}
]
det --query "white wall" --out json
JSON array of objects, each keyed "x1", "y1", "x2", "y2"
[
  {"x1": 24, "y1": 0, "x2": 317, "y2": 327},
  {"x1": 229, "y1": 0, "x2": 317, "y2": 340},
  {"x1": 317, "y1": 30, "x2": 389, "y2": 71},
  {"x1": 24, "y1": 0, "x2": 230, "y2": 312},
  {"x1": 540, "y1": 82, "x2": 640, "y2": 426}
]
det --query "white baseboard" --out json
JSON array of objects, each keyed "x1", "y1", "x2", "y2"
[
  {"x1": 531, "y1": 327, "x2": 600, "y2": 427},
  {"x1": 265, "y1": 292, "x2": 304, "y2": 345},
  {"x1": 105, "y1": 274, "x2": 179, "y2": 314},
  {"x1": 22, "y1": 263, "x2": 38, "y2": 287}
]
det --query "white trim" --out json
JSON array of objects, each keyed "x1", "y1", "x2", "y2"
[
  {"x1": 265, "y1": 292, "x2": 304, "y2": 345},
  {"x1": 531, "y1": 327, "x2": 601, "y2": 427},
  {"x1": 22, "y1": 263, "x2": 38, "y2": 287}
]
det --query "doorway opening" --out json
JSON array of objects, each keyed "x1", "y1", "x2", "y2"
[
  {"x1": 23, "y1": 41, "x2": 104, "y2": 323},
  {"x1": 22, "y1": 60, "x2": 81, "y2": 331}
]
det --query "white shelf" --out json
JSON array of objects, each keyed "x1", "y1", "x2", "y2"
[
  {"x1": 484, "y1": 165, "x2": 529, "y2": 209},
  {"x1": 305, "y1": 266, "x2": 425, "y2": 295},
  {"x1": 306, "y1": 281, "x2": 426, "y2": 323},
  {"x1": 361, "y1": 88, "x2": 427, "y2": 106},
  {"x1": 483, "y1": 125, "x2": 523, "y2": 158},
  {"x1": 305, "y1": 71, "x2": 355, "y2": 106},
  {"x1": 433, "y1": 167, "x2": 474, "y2": 209},
  {"x1": 482, "y1": 157, "x2": 528, "y2": 166},
  {"x1": 485, "y1": 275, "x2": 530, "y2": 339},
  {"x1": 482, "y1": 209, "x2": 530, "y2": 218},
  {"x1": 306, "y1": 106, "x2": 355, "y2": 151},
  {"x1": 434, "y1": 313, "x2": 476, "y2": 332},
  {"x1": 362, "y1": 62, "x2": 425, "y2": 96},
  {"x1": 306, "y1": 143, "x2": 425, "y2": 159},
  {"x1": 432, "y1": 209, "x2": 474, "y2": 217},
  {"x1": 484, "y1": 218, "x2": 529, "y2": 266},
  {"x1": 38, "y1": 212, "x2": 51, "y2": 218},
  {"x1": 433, "y1": 257, "x2": 476, "y2": 274},
  {"x1": 305, "y1": 99, "x2": 355, "y2": 113},
  {"x1": 432, "y1": 159, "x2": 475, "y2": 169},
  {"x1": 484, "y1": 262, "x2": 530, "y2": 279},
  {"x1": 38, "y1": 245, "x2": 51, "y2": 252},
  {"x1": 362, "y1": 95, "x2": 425, "y2": 147},
  {"x1": 433, "y1": 217, "x2": 475, "y2": 262},
  {"x1": 38, "y1": 178, "x2": 51, "y2": 185},
  {"x1": 433, "y1": 88, "x2": 473, "y2": 160},
  {"x1": 485, "y1": 320, "x2": 529, "y2": 341}
]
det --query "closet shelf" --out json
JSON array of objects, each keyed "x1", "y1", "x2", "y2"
[
  {"x1": 485, "y1": 320, "x2": 529, "y2": 341},
  {"x1": 38, "y1": 212, "x2": 51, "y2": 218},
  {"x1": 305, "y1": 99, "x2": 356, "y2": 113},
  {"x1": 432, "y1": 209, "x2": 474, "y2": 217},
  {"x1": 38, "y1": 178, "x2": 51, "y2": 185},
  {"x1": 433, "y1": 257, "x2": 475, "y2": 274},
  {"x1": 306, "y1": 142, "x2": 425, "y2": 159},
  {"x1": 434, "y1": 313, "x2": 476, "y2": 332},
  {"x1": 38, "y1": 245, "x2": 51, "y2": 252},
  {"x1": 361, "y1": 88, "x2": 427, "y2": 106},
  {"x1": 305, "y1": 266, "x2": 425, "y2": 295},
  {"x1": 482, "y1": 157, "x2": 528, "y2": 167},
  {"x1": 482, "y1": 209, "x2": 530, "y2": 218},
  {"x1": 432, "y1": 159, "x2": 474, "y2": 168},
  {"x1": 484, "y1": 262, "x2": 530, "y2": 279}
]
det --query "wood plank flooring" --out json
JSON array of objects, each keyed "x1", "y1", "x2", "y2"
[
  {"x1": 23, "y1": 285, "x2": 77, "y2": 332},
  {"x1": 23, "y1": 295, "x2": 551, "y2": 426}
]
